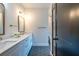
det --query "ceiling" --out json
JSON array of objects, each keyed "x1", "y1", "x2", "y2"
[{"x1": 22, "y1": 3, "x2": 51, "y2": 9}]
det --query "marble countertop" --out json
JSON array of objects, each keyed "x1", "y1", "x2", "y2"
[{"x1": 0, "y1": 33, "x2": 32, "y2": 54}]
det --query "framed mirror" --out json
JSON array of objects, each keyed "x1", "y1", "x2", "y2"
[
  {"x1": 18, "y1": 15, "x2": 25, "y2": 33},
  {"x1": 0, "y1": 3, "x2": 5, "y2": 35}
]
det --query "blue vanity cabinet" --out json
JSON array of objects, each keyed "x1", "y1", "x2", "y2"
[{"x1": 0, "y1": 34, "x2": 32, "y2": 56}]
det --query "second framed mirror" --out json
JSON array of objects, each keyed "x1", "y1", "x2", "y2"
[{"x1": 18, "y1": 15, "x2": 25, "y2": 34}]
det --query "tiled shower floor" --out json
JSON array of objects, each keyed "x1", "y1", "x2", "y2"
[{"x1": 28, "y1": 46, "x2": 51, "y2": 56}]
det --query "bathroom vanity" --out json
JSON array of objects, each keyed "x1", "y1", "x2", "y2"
[{"x1": 0, "y1": 33, "x2": 32, "y2": 56}]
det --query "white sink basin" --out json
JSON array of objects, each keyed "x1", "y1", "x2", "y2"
[
  {"x1": 4, "y1": 41, "x2": 16, "y2": 45},
  {"x1": 0, "y1": 41, "x2": 16, "y2": 49},
  {"x1": 2, "y1": 38, "x2": 18, "y2": 42},
  {"x1": 0, "y1": 39, "x2": 17, "y2": 48},
  {"x1": 0, "y1": 42, "x2": 6, "y2": 48},
  {"x1": 5, "y1": 39, "x2": 18, "y2": 41}
]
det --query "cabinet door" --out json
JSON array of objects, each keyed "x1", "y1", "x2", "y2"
[
  {"x1": 24, "y1": 36, "x2": 32, "y2": 55},
  {"x1": 16, "y1": 36, "x2": 32, "y2": 56}
]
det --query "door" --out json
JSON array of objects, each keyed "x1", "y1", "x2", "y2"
[{"x1": 54, "y1": 3, "x2": 79, "y2": 56}]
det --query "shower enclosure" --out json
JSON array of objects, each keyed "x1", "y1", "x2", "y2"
[{"x1": 52, "y1": 3, "x2": 79, "y2": 56}]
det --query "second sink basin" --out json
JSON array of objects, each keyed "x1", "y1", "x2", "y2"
[
  {"x1": 0, "y1": 40, "x2": 16, "y2": 49},
  {"x1": 0, "y1": 39, "x2": 18, "y2": 48},
  {"x1": 0, "y1": 42, "x2": 5, "y2": 48}
]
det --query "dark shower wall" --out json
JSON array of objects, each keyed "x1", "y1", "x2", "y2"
[{"x1": 57, "y1": 3, "x2": 79, "y2": 56}]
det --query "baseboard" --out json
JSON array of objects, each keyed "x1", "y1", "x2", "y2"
[{"x1": 33, "y1": 43, "x2": 49, "y2": 46}]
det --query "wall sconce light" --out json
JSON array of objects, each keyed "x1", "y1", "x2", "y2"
[{"x1": 76, "y1": 8, "x2": 79, "y2": 17}]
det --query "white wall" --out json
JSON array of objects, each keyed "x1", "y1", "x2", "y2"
[
  {"x1": 0, "y1": 3, "x2": 49, "y2": 46},
  {"x1": 25, "y1": 8, "x2": 49, "y2": 46},
  {"x1": 0, "y1": 3, "x2": 25, "y2": 39}
]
